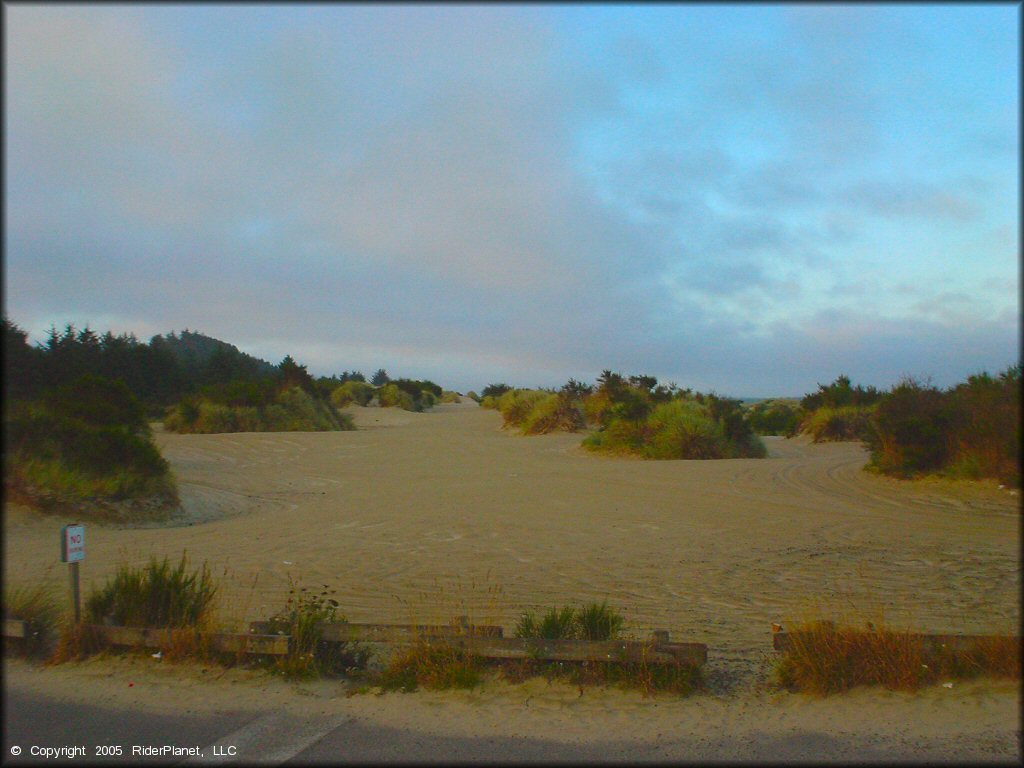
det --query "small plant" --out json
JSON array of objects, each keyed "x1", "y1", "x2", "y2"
[
  {"x1": 266, "y1": 582, "x2": 368, "y2": 678},
  {"x1": 4, "y1": 584, "x2": 62, "y2": 657},
  {"x1": 515, "y1": 605, "x2": 578, "y2": 639},
  {"x1": 576, "y1": 601, "x2": 624, "y2": 641}
]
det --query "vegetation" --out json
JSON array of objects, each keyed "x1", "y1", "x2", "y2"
[
  {"x1": 744, "y1": 399, "x2": 802, "y2": 436},
  {"x1": 85, "y1": 554, "x2": 217, "y2": 629},
  {"x1": 330, "y1": 379, "x2": 374, "y2": 408},
  {"x1": 514, "y1": 601, "x2": 624, "y2": 641},
  {"x1": 776, "y1": 619, "x2": 1020, "y2": 695},
  {"x1": 4, "y1": 373, "x2": 178, "y2": 516},
  {"x1": 3, "y1": 584, "x2": 62, "y2": 657},
  {"x1": 794, "y1": 367, "x2": 1020, "y2": 485},
  {"x1": 794, "y1": 375, "x2": 880, "y2": 442},
  {"x1": 801, "y1": 404, "x2": 876, "y2": 443},
  {"x1": 265, "y1": 582, "x2": 369, "y2": 678},
  {"x1": 377, "y1": 640, "x2": 484, "y2": 692},
  {"x1": 866, "y1": 368, "x2": 1020, "y2": 485}
]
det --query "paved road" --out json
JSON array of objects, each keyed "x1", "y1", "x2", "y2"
[{"x1": 8, "y1": 687, "x2": 992, "y2": 765}]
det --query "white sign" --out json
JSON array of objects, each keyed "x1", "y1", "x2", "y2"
[{"x1": 62, "y1": 524, "x2": 85, "y2": 563}]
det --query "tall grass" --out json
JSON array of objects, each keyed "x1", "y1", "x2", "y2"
[
  {"x1": 776, "y1": 619, "x2": 1021, "y2": 695},
  {"x1": 85, "y1": 553, "x2": 217, "y2": 629}
]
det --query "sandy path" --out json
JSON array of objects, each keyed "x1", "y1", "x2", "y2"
[{"x1": 4, "y1": 399, "x2": 1019, "y2": 691}]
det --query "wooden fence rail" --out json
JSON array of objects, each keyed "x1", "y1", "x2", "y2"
[
  {"x1": 250, "y1": 620, "x2": 706, "y2": 666},
  {"x1": 3, "y1": 619, "x2": 28, "y2": 639},
  {"x1": 87, "y1": 625, "x2": 289, "y2": 656}
]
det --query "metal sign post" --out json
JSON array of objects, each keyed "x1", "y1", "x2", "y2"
[{"x1": 61, "y1": 524, "x2": 85, "y2": 623}]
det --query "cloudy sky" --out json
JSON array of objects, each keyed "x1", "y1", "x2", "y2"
[{"x1": 5, "y1": 4, "x2": 1018, "y2": 395}]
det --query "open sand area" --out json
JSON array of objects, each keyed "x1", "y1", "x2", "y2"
[{"x1": 4, "y1": 397, "x2": 1021, "y2": 759}]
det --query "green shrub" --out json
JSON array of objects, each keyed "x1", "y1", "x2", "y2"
[
  {"x1": 377, "y1": 383, "x2": 415, "y2": 410},
  {"x1": 331, "y1": 380, "x2": 374, "y2": 408},
  {"x1": 802, "y1": 405, "x2": 876, "y2": 443},
  {"x1": 520, "y1": 393, "x2": 585, "y2": 435},
  {"x1": 85, "y1": 553, "x2": 216, "y2": 629},
  {"x1": 515, "y1": 605, "x2": 578, "y2": 640},
  {"x1": 496, "y1": 389, "x2": 549, "y2": 428},
  {"x1": 5, "y1": 377, "x2": 178, "y2": 510},
  {"x1": 745, "y1": 400, "x2": 803, "y2": 436},
  {"x1": 944, "y1": 367, "x2": 1020, "y2": 485},
  {"x1": 479, "y1": 395, "x2": 498, "y2": 409},
  {"x1": 866, "y1": 380, "x2": 948, "y2": 475},
  {"x1": 164, "y1": 386, "x2": 353, "y2": 433},
  {"x1": 439, "y1": 391, "x2": 462, "y2": 404}
]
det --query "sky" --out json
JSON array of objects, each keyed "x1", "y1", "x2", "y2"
[{"x1": 4, "y1": 3, "x2": 1019, "y2": 396}]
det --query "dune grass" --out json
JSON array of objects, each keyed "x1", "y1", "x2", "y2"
[
  {"x1": 776, "y1": 619, "x2": 1021, "y2": 695},
  {"x1": 84, "y1": 554, "x2": 217, "y2": 629},
  {"x1": 4, "y1": 583, "x2": 63, "y2": 657}
]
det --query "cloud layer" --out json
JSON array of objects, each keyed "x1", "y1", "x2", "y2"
[{"x1": 5, "y1": 5, "x2": 1018, "y2": 394}]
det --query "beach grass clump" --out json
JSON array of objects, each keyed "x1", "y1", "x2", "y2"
[
  {"x1": 775, "y1": 619, "x2": 1021, "y2": 695},
  {"x1": 85, "y1": 553, "x2": 217, "y2": 630},
  {"x1": 3, "y1": 584, "x2": 62, "y2": 657},
  {"x1": 265, "y1": 583, "x2": 369, "y2": 678},
  {"x1": 439, "y1": 390, "x2": 462, "y2": 404},
  {"x1": 514, "y1": 601, "x2": 625, "y2": 641},
  {"x1": 330, "y1": 380, "x2": 374, "y2": 408},
  {"x1": 377, "y1": 640, "x2": 483, "y2": 692}
]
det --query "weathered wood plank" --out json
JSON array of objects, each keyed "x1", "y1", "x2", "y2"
[
  {"x1": 409, "y1": 635, "x2": 706, "y2": 666},
  {"x1": 87, "y1": 625, "x2": 289, "y2": 656},
  {"x1": 3, "y1": 619, "x2": 28, "y2": 639},
  {"x1": 209, "y1": 633, "x2": 289, "y2": 656},
  {"x1": 773, "y1": 631, "x2": 1018, "y2": 654},
  {"x1": 249, "y1": 621, "x2": 504, "y2": 641}
]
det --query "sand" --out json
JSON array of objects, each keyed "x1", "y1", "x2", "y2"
[{"x1": 3, "y1": 398, "x2": 1020, "y2": 758}]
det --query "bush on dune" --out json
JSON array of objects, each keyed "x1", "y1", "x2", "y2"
[
  {"x1": 520, "y1": 392, "x2": 585, "y2": 435},
  {"x1": 5, "y1": 375, "x2": 178, "y2": 510},
  {"x1": 165, "y1": 386, "x2": 352, "y2": 433},
  {"x1": 496, "y1": 388, "x2": 550, "y2": 428},
  {"x1": 802, "y1": 404, "x2": 876, "y2": 443},
  {"x1": 330, "y1": 380, "x2": 374, "y2": 408},
  {"x1": 377, "y1": 383, "x2": 415, "y2": 410}
]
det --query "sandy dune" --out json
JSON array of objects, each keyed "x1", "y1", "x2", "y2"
[
  {"x1": 4, "y1": 398, "x2": 1020, "y2": 757},
  {"x1": 5, "y1": 399, "x2": 1018, "y2": 670}
]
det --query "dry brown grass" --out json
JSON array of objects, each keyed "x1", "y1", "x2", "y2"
[{"x1": 776, "y1": 619, "x2": 1020, "y2": 695}]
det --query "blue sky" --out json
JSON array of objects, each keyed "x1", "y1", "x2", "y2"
[{"x1": 4, "y1": 3, "x2": 1018, "y2": 395}]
